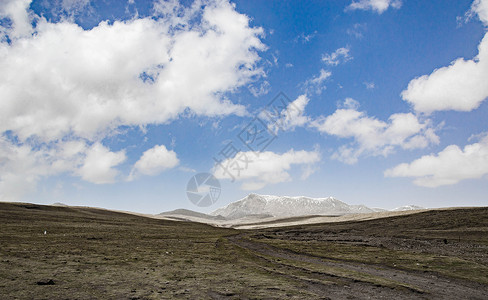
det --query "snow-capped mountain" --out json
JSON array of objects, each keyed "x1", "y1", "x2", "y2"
[
  {"x1": 210, "y1": 194, "x2": 376, "y2": 219},
  {"x1": 391, "y1": 205, "x2": 425, "y2": 211}
]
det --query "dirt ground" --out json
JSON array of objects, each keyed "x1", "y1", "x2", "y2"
[{"x1": 0, "y1": 203, "x2": 487, "y2": 299}]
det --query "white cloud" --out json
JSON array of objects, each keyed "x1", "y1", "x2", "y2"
[
  {"x1": 304, "y1": 69, "x2": 332, "y2": 94},
  {"x1": 310, "y1": 99, "x2": 439, "y2": 164},
  {"x1": 129, "y1": 145, "x2": 179, "y2": 179},
  {"x1": 35, "y1": 0, "x2": 94, "y2": 22},
  {"x1": 0, "y1": 138, "x2": 119, "y2": 199},
  {"x1": 213, "y1": 149, "x2": 320, "y2": 190},
  {"x1": 179, "y1": 166, "x2": 196, "y2": 173},
  {"x1": 347, "y1": 23, "x2": 367, "y2": 39},
  {"x1": 0, "y1": 138, "x2": 49, "y2": 200},
  {"x1": 310, "y1": 69, "x2": 332, "y2": 85},
  {"x1": 261, "y1": 94, "x2": 310, "y2": 132},
  {"x1": 346, "y1": 0, "x2": 402, "y2": 14},
  {"x1": 279, "y1": 95, "x2": 310, "y2": 131},
  {"x1": 248, "y1": 80, "x2": 270, "y2": 97},
  {"x1": 385, "y1": 133, "x2": 488, "y2": 187},
  {"x1": 340, "y1": 97, "x2": 361, "y2": 110},
  {"x1": 0, "y1": 0, "x2": 32, "y2": 38},
  {"x1": 0, "y1": 0, "x2": 265, "y2": 142},
  {"x1": 364, "y1": 82, "x2": 375, "y2": 89},
  {"x1": 402, "y1": 33, "x2": 488, "y2": 113},
  {"x1": 0, "y1": 0, "x2": 266, "y2": 199},
  {"x1": 260, "y1": 96, "x2": 438, "y2": 165},
  {"x1": 300, "y1": 164, "x2": 318, "y2": 180},
  {"x1": 77, "y1": 143, "x2": 126, "y2": 184},
  {"x1": 467, "y1": 0, "x2": 488, "y2": 26},
  {"x1": 322, "y1": 47, "x2": 352, "y2": 66},
  {"x1": 294, "y1": 31, "x2": 317, "y2": 44}
]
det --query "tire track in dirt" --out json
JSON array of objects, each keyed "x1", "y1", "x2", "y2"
[
  {"x1": 227, "y1": 234, "x2": 488, "y2": 300},
  {"x1": 237, "y1": 245, "x2": 419, "y2": 299}
]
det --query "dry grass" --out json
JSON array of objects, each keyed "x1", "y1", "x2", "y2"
[{"x1": 1, "y1": 203, "x2": 487, "y2": 299}]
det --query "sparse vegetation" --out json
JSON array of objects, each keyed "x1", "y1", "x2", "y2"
[{"x1": 0, "y1": 203, "x2": 487, "y2": 299}]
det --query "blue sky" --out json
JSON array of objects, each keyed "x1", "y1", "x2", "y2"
[{"x1": 0, "y1": 0, "x2": 487, "y2": 213}]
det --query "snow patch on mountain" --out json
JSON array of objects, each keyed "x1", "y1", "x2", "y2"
[{"x1": 391, "y1": 205, "x2": 425, "y2": 211}]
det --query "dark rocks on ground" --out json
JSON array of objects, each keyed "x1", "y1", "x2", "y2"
[{"x1": 36, "y1": 279, "x2": 55, "y2": 285}]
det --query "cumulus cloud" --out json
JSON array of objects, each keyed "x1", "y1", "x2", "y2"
[
  {"x1": 0, "y1": 138, "x2": 103, "y2": 199},
  {"x1": 346, "y1": 0, "x2": 402, "y2": 14},
  {"x1": 278, "y1": 95, "x2": 310, "y2": 131},
  {"x1": 0, "y1": 0, "x2": 265, "y2": 142},
  {"x1": 0, "y1": 0, "x2": 32, "y2": 38},
  {"x1": 304, "y1": 69, "x2": 332, "y2": 94},
  {"x1": 385, "y1": 133, "x2": 488, "y2": 187},
  {"x1": 213, "y1": 149, "x2": 320, "y2": 190},
  {"x1": 402, "y1": 33, "x2": 488, "y2": 113},
  {"x1": 465, "y1": 0, "x2": 488, "y2": 26},
  {"x1": 129, "y1": 145, "x2": 179, "y2": 180},
  {"x1": 77, "y1": 143, "x2": 126, "y2": 184},
  {"x1": 310, "y1": 99, "x2": 439, "y2": 164},
  {"x1": 261, "y1": 96, "x2": 438, "y2": 165},
  {"x1": 0, "y1": 138, "x2": 52, "y2": 200},
  {"x1": 0, "y1": 0, "x2": 266, "y2": 199},
  {"x1": 322, "y1": 47, "x2": 352, "y2": 66},
  {"x1": 261, "y1": 94, "x2": 310, "y2": 132}
]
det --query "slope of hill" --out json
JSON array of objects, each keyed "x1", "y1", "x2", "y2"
[
  {"x1": 1, "y1": 202, "x2": 487, "y2": 299},
  {"x1": 158, "y1": 208, "x2": 226, "y2": 221}
]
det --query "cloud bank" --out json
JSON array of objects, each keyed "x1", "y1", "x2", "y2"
[
  {"x1": 310, "y1": 99, "x2": 439, "y2": 164},
  {"x1": 385, "y1": 133, "x2": 488, "y2": 187},
  {"x1": 213, "y1": 149, "x2": 320, "y2": 190},
  {"x1": 0, "y1": 0, "x2": 266, "y2": 199},
  {"x1": 262, "y1": 95, "x2": 438, "y2": 165}
]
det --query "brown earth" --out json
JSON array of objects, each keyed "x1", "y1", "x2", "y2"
[{"x1": 0, "y1": 202, "x2": 487, "y2": 299}]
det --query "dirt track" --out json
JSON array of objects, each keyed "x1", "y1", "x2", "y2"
[{"x1": 228, "y1": 233, "x2": 488, "y2": 300}]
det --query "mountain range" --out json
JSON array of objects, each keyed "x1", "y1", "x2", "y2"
[
  {"x1": 209, "y1": 193, "x2": 412, "y2": 220},
  {"x1": 52, "y1": 194, "x2": 425, "y2": 222}
]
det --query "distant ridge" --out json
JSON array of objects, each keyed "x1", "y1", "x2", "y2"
[
  {"x1": 52, "y1": 202, "x2": 69, "y2": 207},
  {"x1": 158, "y1": 209, "x2": 226, "y2": 221},
  {"x1": 210, "y1": 193, "x2": 376, "y2": 220}
]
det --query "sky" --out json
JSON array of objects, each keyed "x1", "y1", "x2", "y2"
[{"x1": 0, "y1": 0, "x2": 487, "y2": 214}]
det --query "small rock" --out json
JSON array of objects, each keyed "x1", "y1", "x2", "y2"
[{"x1": 36, "y1": 279, "x2": 55, "y2": 285}]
